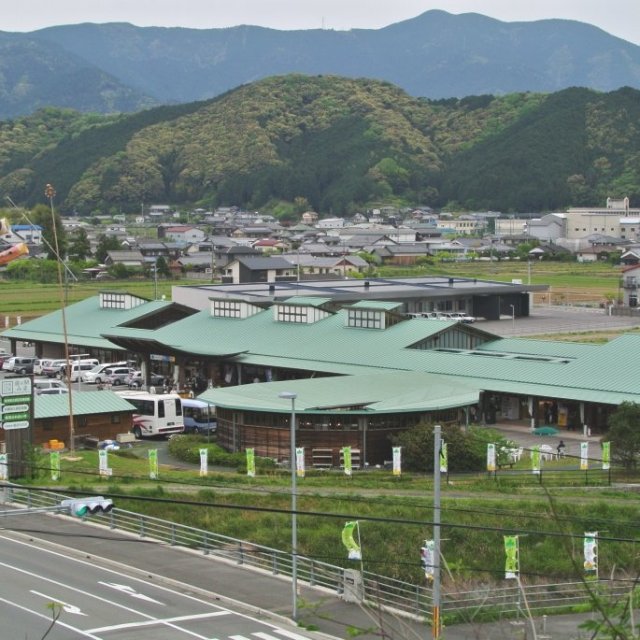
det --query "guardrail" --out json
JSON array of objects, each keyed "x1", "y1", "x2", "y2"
[{"x1": 3, "y1": 487, "x2": 633, "y2": 622}]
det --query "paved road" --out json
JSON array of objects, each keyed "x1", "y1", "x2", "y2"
[
  {"x1": 479, "y1": 304, "x2": 640, "y2": 337},
  {"x1": 0, "y1": 529, "x2": 320, "y2": 640}
]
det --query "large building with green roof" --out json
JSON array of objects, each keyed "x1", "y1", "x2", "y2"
[{"x1": 3, "y1": 282, "x2": 636, "y2": 466}]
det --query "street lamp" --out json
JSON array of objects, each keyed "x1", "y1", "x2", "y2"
[{"x1": 278, "y1": 390, "x2": 298, "y2": 621}]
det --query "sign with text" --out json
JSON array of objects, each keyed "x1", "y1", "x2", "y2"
[{"x1": 0, "y1": 377, "x2": 33, "y2": 478}]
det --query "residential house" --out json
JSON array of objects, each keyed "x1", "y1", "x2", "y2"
[
  {"x1": 224, "y1": 256, "x2": 297, "y2": 284},
  {"x1": 163, "y1": 226, "x2": 206, "y2": 244},
  {"x1": 104, "y1": 250, "x2": 146, "y2": 269},
  {"x1": 281, "y1": 253, "x2": 369, "y2": 277}
]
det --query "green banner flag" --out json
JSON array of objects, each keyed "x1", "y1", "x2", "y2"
[
  {"x1": 148, "y1": 449, "x2": 158, "y2": 480},
  {"x1": 342, "y1": 521, "x2": 362, "y2": 560},
  {"x1": 392, "y1": 446, "x2": 401, "y2": 476},
  {"x1": 439, "y1": 442, "x2": 448, "y2": 473},
  {"x1": 531, "y1": 446, "x2": 540, "y2": 475},
  {"x1": 504, "y1": 535, "x2": 519, "y2": 579},
  {"x1": 602, "y1": 442, "x2": 610, "y2": 471},
  {"x1": 50, "y1": 451, "x2": 60, "y2": 481},
  {"x1": 342, "y1": 446, "x2": 352, "y2": 476},
  {"x1": 199, "y1": 448, "x2": 208, "y2": 477},
  {"x1": 246, "y1": 448, "x2": 255, "y2": 477}
]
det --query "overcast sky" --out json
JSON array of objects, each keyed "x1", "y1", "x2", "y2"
[{"x1": 3, "y1": 0, "x2": 640, "y2": 45}]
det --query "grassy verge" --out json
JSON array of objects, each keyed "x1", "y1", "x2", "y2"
[{"x1": 19, "y1": 442, "x2": 640, "y2": 591}]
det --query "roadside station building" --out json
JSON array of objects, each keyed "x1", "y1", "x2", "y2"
[{"x1": 2, "y1": 277, "x2": 636, "y2": 466}]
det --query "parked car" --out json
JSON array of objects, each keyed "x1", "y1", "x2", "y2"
[
  {"x1": 0, "y1": 353, "x2": 13, "y2": 367},
  {"x1": 67, "y1": 362, "x2": 99, "y2": 382},
  {"x1": 37, "y1": 388, "x2": 69, "y2": 395},
  {"x1": 449, "y1": 312, "x2": 476, "y2": 323},
  {"x1": 33, "y1": 358, "x2": 55, "y2": 375},
  {"x1": 2, "y1": 356, "x2": 37, "y2": 374},
  {"x1": 33, "y1": 378, "x2": 68, "y2": 394},
  {"x1": 82, "y1": 362, "x2": 128, "y2": 384},
  {"x1": 104, "y1": 367, "x2": 137, "y2": 386},
  {"x1": 127, "y1": 371, "x2": 166, "y2": 389},
  {"x1": 42, "y1": 359, "x2": 68, "y2": 377}
]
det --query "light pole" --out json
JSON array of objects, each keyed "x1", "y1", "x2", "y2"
[
  {"x1": 510, "y1": 304, "x2": 515, "y2": 334},
  {"x1": 278, "y1": 390, "x2": 298, "y2": 621}
]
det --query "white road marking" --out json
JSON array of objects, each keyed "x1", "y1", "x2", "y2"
[
  {"x1": 0, "y1": 594, "x2": 102, "y2": 639},
  {"x1": 98, "y1": 581, "x2": 165, "y2": 604},
  {"x1": 254, "y1": 632, "x2": 311, "y2": 640},
  {"x1": 270, "y1": 630, "x2": 315, "y2": 640},
  {"x1": 31, "y1": 589, "x2": 88, "y2": 616},
  {"x1": 87, "y1": 610, "x2": 231, "y2": 633}
]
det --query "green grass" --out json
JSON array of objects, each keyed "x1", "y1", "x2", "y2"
[{"x1": 20, "y1": 444, "x2": 640, "y2": 590}]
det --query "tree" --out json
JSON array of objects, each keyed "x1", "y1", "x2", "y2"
[
  {"x1": 155, "y1": 256, "x2": 171, "y2": 278},
  {"x1": 606, "y1": 402, "x2": 640, "y2": 469},
  {"x1": 95, "y1": 234, "x2": 122, "y2": 263},
  {"x1": 391, "y1": 422, "x2": 515, "y2": 473},
  {"x1": 67, "y1": 228, "x2": 91, "y2": 261}
]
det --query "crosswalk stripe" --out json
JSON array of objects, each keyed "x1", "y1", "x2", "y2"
[{"x1": 253, "y1": 631, "x2": 311, "y2": 640}]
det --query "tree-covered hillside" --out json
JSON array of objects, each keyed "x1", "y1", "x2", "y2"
[{"x1": 0, "y1": 76, "x2": 638, "y2": 214}]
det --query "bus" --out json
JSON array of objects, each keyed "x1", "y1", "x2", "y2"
[
  {"x1": 117, "y1": 391, "x2": 185, "y2": 438},
  {"x1": 181, "y1": 398, "x2": 217, "y2": 435}
]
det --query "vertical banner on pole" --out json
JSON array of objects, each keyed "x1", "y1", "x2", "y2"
[
  {"x1": 148, "y1": 449, "x2": 158, "y2": 479},
  {"x1": 342, "y1": 446, "x2": 352, "y2": 476},
  {"x1": 439, "y1": 442, "x2": 448, "y2": 473},
  {"x1": 199, "y1": 448, "x2": 208, "y2": 477},
  {"x1": 0, "y1": 453, "x2": 9, "y2": 481},
  {"x1": 531, "y1": 446, "x2": 541, "y2": 475},
  {"x1": 487, "y1": 444, "x2": 496, "y2": 472},
  {"x1": 295, "y1": 447, "x2": 305, "y2": 478},
  {"x1": 504, "y1": 535, "x2": 519, "y2": 579},
  {"x1": 246, "y1": 448, "x2": 255, "y2": 477},
  {"x1": 341, "y1": 521, "x2": 362, "y2": 560},
  {"x1": 580, "y1": 442, "x2": 589, "y2": 471},
  {"x1": 601, "y1": 442, "x2": 610, "y2": 471},
  {"x1": 50, "y1": 451, "x2": 60, "y2": 481},
  {"x1": 98, "y1": 449, "x2": 112, "y2": 476},
  {"x1": 392, "y1": 446, "x2": 402, "y2": 476},
  {"x1": 584, "y1": 531, "x2": 598, "y2": 576},
  {"x1": 421, "y1": 539, "x2": 435, "y2": 581}
]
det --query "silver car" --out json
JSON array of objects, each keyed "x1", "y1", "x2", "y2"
[{"x1": 104, "y1": 367, "x2": 136, "y2": 386}]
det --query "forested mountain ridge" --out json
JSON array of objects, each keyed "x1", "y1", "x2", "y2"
[
  {"x1": 1, "y1": 10, "x2": 640, "y2": 118},
  {"x1": 0, "y1": 76, "x2": 638, "y2": 214}
]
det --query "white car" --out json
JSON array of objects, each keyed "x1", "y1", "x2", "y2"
[
  {"x1": 82, "y1": 362, "x2": 127, "y2": 384},
  {"x1": 33, "y1": 378, "x2": 68, "y2": 394}
]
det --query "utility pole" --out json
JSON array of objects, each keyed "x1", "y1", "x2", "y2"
[{"x1": 432, "y1": 424, "x2": 442, "y2": 639}]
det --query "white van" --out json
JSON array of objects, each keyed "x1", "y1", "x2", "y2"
[
  {"x1": 117, "y1": 391, "x2": 184, "y2": 438},
  {"x1": 33, "y1": 378, "x2": 68, "y2": 394},
  {"x1": 67, "y1": 361, "x2": 100, "y2": 382}
]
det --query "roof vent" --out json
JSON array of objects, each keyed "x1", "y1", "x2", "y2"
[
  {"x1": 364, "y1": 281, "x2": 370, "y2": 290},
  {"x1": 449, "y1": 278, "x2": 454, "y2": 286},
  {"x1": 268, "y1": 284, "x2": 275, "y2": 294}
]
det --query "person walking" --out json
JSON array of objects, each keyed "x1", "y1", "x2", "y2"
[{"x1": 556, "y1": 440, "x2": 566, "y2": 458}]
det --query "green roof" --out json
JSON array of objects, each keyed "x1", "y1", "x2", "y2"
[
  {"x1": 2, "y1": 296, "x2": 173, "y2": 350},
  {"x1": 9, "y1": 294, "x2": 640, "y2": 408},
  {"x1": 200, "y1": 371, "x2": 479, "y2": 414},
  {"x1": 35, "y1": 391, "x2": 136, "y2": 419},
  {"x1": 349, "y1": 300, "x2": 403, "y2": 311},
  {"x1": 281, "y1": 297, "x2": 332, "y2": 307}
]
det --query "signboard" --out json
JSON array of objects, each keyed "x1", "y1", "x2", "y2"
[{"x1": 0, "y1": 377, "x2": 33, "y2": 478}]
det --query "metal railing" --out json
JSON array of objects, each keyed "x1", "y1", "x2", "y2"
[{"x1": 3, "y1": 487, "x2": 633, "y2": 622}]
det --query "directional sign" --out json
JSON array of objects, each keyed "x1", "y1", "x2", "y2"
[
  {"x1": 1, "y1": 377, "x2": 32, "y2": 432},
  {"x1": 99, "y1": 582, "x2": 165, "y2": 604}
]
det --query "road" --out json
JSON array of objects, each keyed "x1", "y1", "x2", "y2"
[{"x1": 0, "y1": 531, "x2": 317, "y2": 640}]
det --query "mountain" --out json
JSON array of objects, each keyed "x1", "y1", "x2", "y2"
[
  {"x1": 0, "y1": 11, "x2": 639, "y2": 118},
  {"x1": 0, "y1": 33, "x2": 157, "y2": 119},
  {"x1": 1, "y1": 76, "x2": 638, "y2": 214}
]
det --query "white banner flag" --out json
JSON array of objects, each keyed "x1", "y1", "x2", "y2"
[
  {"x1": 98, "y1": 449, "x2": 112, "y2": 476},
  {"x1": 580, "y1": 442, "x2": 589, "y2": 471},
  {"x1": 392, "y1": 446, "x2": 402, "y2": 476},
  {"x1": 487, "y1": 444, "x2": 496, "y2": 472},
  {"x1": 295, "y1": 447, "x2": 305, "y2": 478},
  {"x1": 0, "y1": 453, "x2": 7, "y2": 481},
  {"x1": 199, "y1": 448, "x2": 208, "y2": 477}
]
